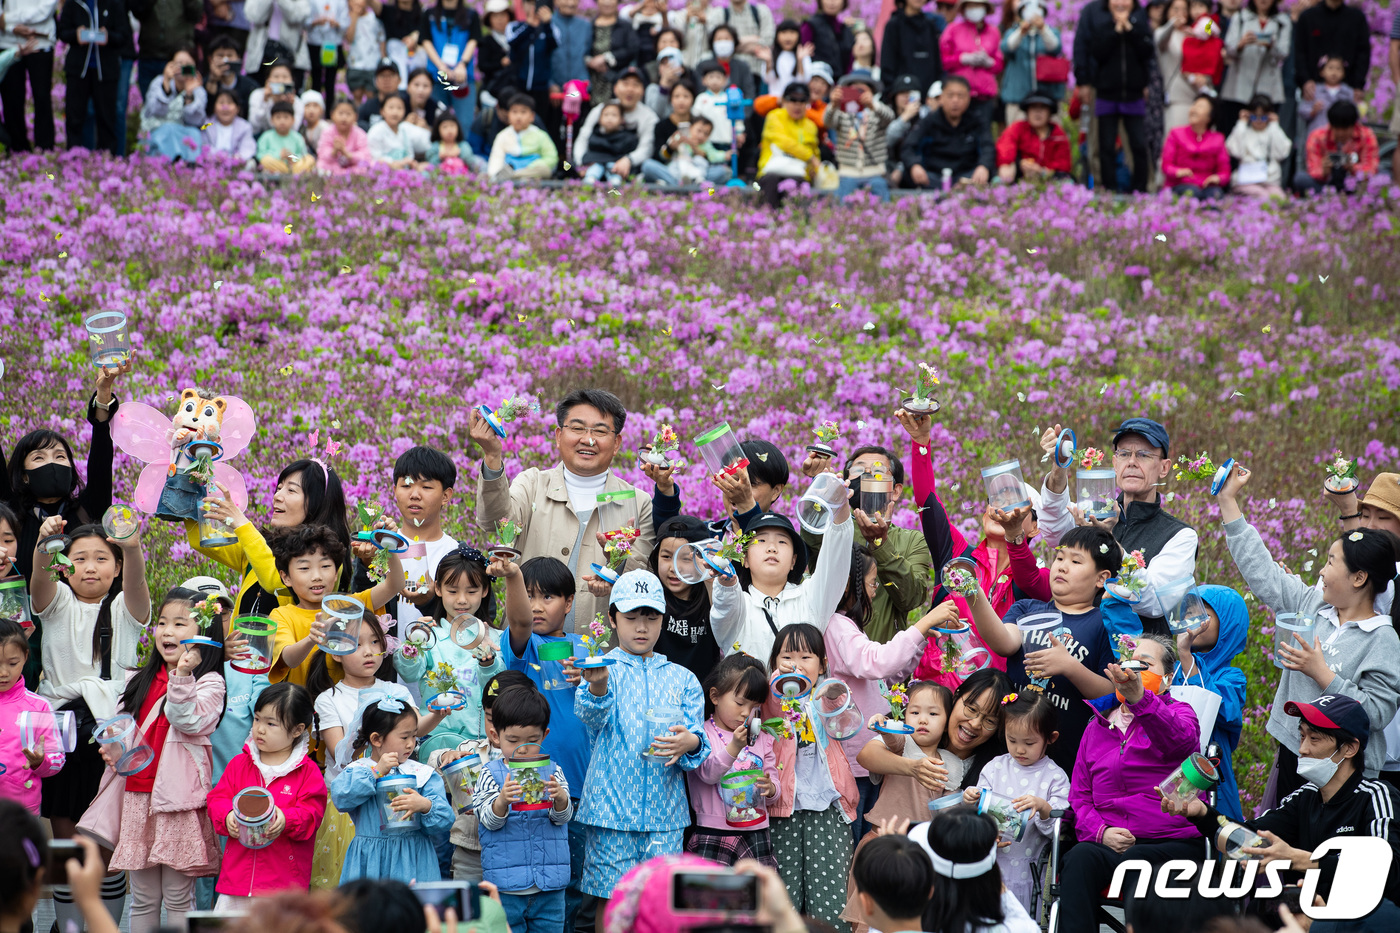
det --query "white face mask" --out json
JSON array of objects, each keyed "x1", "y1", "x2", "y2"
[
  {"x1": 1296, "y1": 748, "x2": 1343, "y2": 787},
  {"x1": 1020, "y1": 2, "x2": 1043, "y2": 18},
  {"x1": 964, "y1": 5, "x2": 987, "y2": 22},
  {"x1": 713, "y1": 39, "x2": 735, "y2": 58}
]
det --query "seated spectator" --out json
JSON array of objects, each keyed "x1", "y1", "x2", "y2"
[
  {"x1": 357, "y1": 57, "x2": 409, "y2": 130},
  {"x1": 301, "y1": 89, "x2": 328, "y2": 150},
  {"x1": 940, "y1": 0, "x2": 1002, "y2": 125},
  {"x1": 249, "y1": 63, "x2": 304, "y2": 135},
  {"x1": 316, "y1": 98, "x2": 373, "y2": 174},
  {"x1": 427, "y1": 114, "x2": 477, "y2": 174},
  {"x1": 479, "y1": 0, "x2": 515, "y2": 102},
  {"x1": 885, "y1": 74, "x2": 934, "y2": 186},
  {"x1": 644, "y1": 44, "x2": 688, "y2": 118},
  {"x1": 488, "y1": 92, "x2": 559, "y2": 181},
  {"x1": 469, "y1": 94, "x2": 522, "y2": 159},
  {"x1": 258, "y1": 100, "x2": 316, "y2": 173},
  {"x1": 757, "y1": 19, "x2": 811, "y2": 102},
  {"x1": 572, "y1": 66, "x2": 657, "y2": 180},
  {"x1": 1304, "y1": 54, "x2": 1353, "y2": 136},
  {"x1": 366, "y1": 93, "x2": 428, "y2": 168},
  {"x1": 581, "y1": 100, "x2": 641, "y2": 184},
  {"x1": 827, "y1": 70, "x2": 895, "y2": 202},
  {"x1": 1296, "y1": 99, "x2": 1377, "y2": 194},
  {"x1": 1161, "y1": 92, "x2": 1228, "y2": 199},
  {"x1": 645, "y1": 82, "x2": 733, "y2": 185},
  {"x1": 1059, "y1": 634, "x2": 1204, "y2": 933},
  {"x1": 898, "y1": 74, "x2": 993, "y2": 188},
  {"x1": 1224, "y1": 93, "x2": 1290, "y2": 198},
  {"x1": 995, "y1": 90, "x2": 1071, "y2": 183},
  {"x1": 204, "y1": 35, "x2": 257, "y2": 117},
  {"x1": 403, "y1": 67, "x2": 446, "y2": 130},
  {"x1": 700, "y1": 23, "x2": 757, "y2": 101},
  {"x1": 202, "y1": 88, "x2": 257, "y2": 164},
  {"x1": 141, "y1": 50, "x2": 208, "y2": 164},
  {"x1": 694, "y1": 60, "x2": 740, "y2": 151},
  {"x1": 756, "y1": 81, "x2": 820, "y2": 207},
  {"x1": 663, "y1": 116, "x2": 726, "y2": 183}
]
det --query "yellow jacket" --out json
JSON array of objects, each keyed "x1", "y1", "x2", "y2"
[
  {"x1": 758, "y1": 108, "x2": 818, "y2": 176},
  {"x1": 185, "y1": 520, "x2": 284, "y2": 616}
]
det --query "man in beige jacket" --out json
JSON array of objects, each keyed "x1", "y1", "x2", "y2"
[{"x1": 471, "y1": 387, "x2": 655, "y2": 633}]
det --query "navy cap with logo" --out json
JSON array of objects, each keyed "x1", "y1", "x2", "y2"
[
  {"x1": 375, "y1": 57, "x2": 400, "y2": 76},
  {"x1": 1112, "y1": 417, "x2": 1170, "y2": 458},
  {"x1": 1285, "y1": 694, "x2": 1371, "y2": 751}
]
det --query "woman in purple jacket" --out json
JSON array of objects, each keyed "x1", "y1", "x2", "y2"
[{"x1": 1058, "y1": 633, "x2": 1204, "y2": 932}]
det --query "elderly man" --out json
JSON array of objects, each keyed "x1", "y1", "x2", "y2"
[{"x1": 472, "y1": 387, "x2": 654, "y2": 633}]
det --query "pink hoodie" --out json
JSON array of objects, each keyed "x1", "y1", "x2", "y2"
[
  {"x1": 316, "y1": 123, "x2": 373, "y2": 175},
  {"x1": 688, "y1": 720, "x2": 778, "y2": 831},
  {"x1": 0, "y1": 679, "x2": 66, "y2": 813},
  {"x1": 940, "y1": 18, "x2": 1004, "y2": 99}
]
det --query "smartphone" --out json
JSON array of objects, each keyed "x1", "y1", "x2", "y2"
[
  {"x1": 672, "y1": 868, "x2": 760, "y2": 914},
  {"x1": 77, "y1": 27, "x2": 106, "y2": 44},
  {"x1": 186, "y1": 911, "x2": 247, "y2": 933},
  {"x1": 413, "y1": 881, "x2": 481, "y2": 921},
  {"x1": 269, "y1": 82, "x2": 289, "y2": 95},
  {"x1": 45, "y1": 840, "x2": 83, "y2": 887},
  {"x1": 181, "y1": 64, "x2": 198, "y2": 76}
]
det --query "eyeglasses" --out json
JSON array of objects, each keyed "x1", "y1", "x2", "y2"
[
  {"x1": 560, "y1": 423, "x2": 616, "y2": 440},
  {"x1": 959, "y1": 705, "x2": 997, "y2": 729},
  {"x1": 1247, "y1": 114, "x2": 1270, "y2": 123},
  {"x1": 1113, "y1": 449, "x2": 1161, "y2": 463}
]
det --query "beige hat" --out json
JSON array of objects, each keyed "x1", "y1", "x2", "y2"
[
  {"x1": 1361, "y1": 472, "x2": 1400, "y2": 522},
  {"x1": 181, "y1": 576, "x2": 234, "y2": 611}
]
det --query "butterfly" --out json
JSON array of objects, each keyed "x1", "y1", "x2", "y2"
[
  {"x1": 1262, "y1": 325, "x2": 1271, "y2": 334},
  {"x1": 1319, "y1": 275, "x2": 1329, "y2": 283},
  {"x1": 711, "y1": 384, "x2": 727, "y2": 391},
  {"x1": 862, "y1": 322, "x2": 875, "y2": 330},
  {"x1": 59, "y1": 251, "x2": 67, "y2": 258},
  {"x1": 757, "y1": 453, "x2": 769, "y2": 462},
  {"x1": 1154, "y1": 234, "x2": 1166, "y2": 242},
  {"x1": 662, "y1": 326, "x2": 672, "y2": 335},
  {"x1": 563, "y1": 161, "x2": 572, "y2": 171},
  {"x1": 332, "y1": 419, "x2": 342, "y2": 429},
  {"x1": 279, "y1": 364, "x2": 294, "y2": 376},
  {"x1": 311, "y1": 193, "x2": 321, "y2": 202},
  {"x1": 284, "y1": 223, "x2": 293, "y2": 235},
  {"x1": 375, "y1": 198, "x2": 384, "y2": 205},
  {"x1": 213, "y1": 280, "x2": 224, "y2": 289},
  {"x1": 517, "y1": 314, "x2": 527, "y2": 322},
  {"x1": 46, "y1": 173, "x2": 54, "y2": 180},
  {"x1": 688, "y1": 247, "x2": 698, "y2": 256},
  {"x1": 707, "y1": 188, "x2": 715, "y2": 196},
  {"x1": 1027, "y1": 248, "x2": 1038, "y2": 254},
  {"x1": 832, "y1": 302, "x2": 842, "y2": 309},
  {"x1": 339, "y1": 265, "x2": 351, "y2": 274}
]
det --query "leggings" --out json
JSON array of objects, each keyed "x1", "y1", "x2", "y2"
[
  {"x1": 129, "y1": 865, "x2": 195, "y2": 933},
  {"x1": 1096, "y1": 113, "x2": 1149, "y2": 193}
]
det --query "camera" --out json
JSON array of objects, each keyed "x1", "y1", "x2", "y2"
[
  {"x1": 413, "y1": 881, "x2": 482, "y2": 921},
  {"x1": 182, "y1": 64, "x2": 198, "y2": 76},
  {"x1": 671, "y1": 868, "x2": 759, "y2": 914},
  {"x1": 45, "y1": 840, "x2": 83, "y2": 887}
]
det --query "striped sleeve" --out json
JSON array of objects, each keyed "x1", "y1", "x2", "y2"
[{"x1": 473, "y1": 769, "x2": 507, "y2": 831}]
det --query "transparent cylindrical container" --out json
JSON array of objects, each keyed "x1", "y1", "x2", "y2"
[
  {"x1": 674, "y1": 539, "x2": 725, "y2": 585},
  {"x1": 976, "y1": 788, "x2": 1030, "y2": 842},
  {"x1": 536, "y1": 640, "x2": 576, "y2": 691},
  {"x1": 811, "y1": 678, "x2": 864, "y2": 741},
  {"x1": 796, "y1": 472, "x2": 848, "y2": 535},
  {"x1": 1015, "y1": 611, "x2": 1064, "y2": 637},
  {"x1": 1076, "y1": 468, "x2": 1118, "y2": 520},
  {"x1": 981, "y1": 460, "x2": 1030, "y2": 511},
  {"x1": 92, "y1": 714, "x2": 155, "y2": 776},
  {"x1": 319, "y1": 594, "x2": 365, "y2": 656},
  {"x1": 928, "y1": 792, "x2": 964, "y2": 815},
  {"x1": 441, "y1": 752, "x2": 484, "y2": 814},
  {"x1": 939, "y1": 556, "x2": 981, "y2": 600},
  {"x1": 640, "y1": 707, "x2": 682, "y2": 763},
  {"x1": 101, "y1": 503, "x2": 140, "y2": 540},
  {"x1": 938, "y1": 623, "x2": 991, "y2": 678},
  {"x1": 1166, "y1": 581, "x2": 1211, "y2": 635},
  {"x1": 233, "y1": 786, "x2": 277, "y2": 849},
  {"x1": 85, "y1": 311, "x2": 132, "y2": 368},
  {"x1": 1159, "y1": 752, "x2": 1219, "y2": 807},
  {"x1": 858, "y1": 473, "x2": 893, "y2": 520},
  {"x1": 229, "y1": 616, "x2": 275, "y2": 675},
  {"x1": 0, "y1": 579, "x2": 33, "y2": 628},
  {"x1": 508, "y1": 744, "x2": 554, "y2": 810},
  {"x1": 450, "y1": 613, "x2": 486, "y2": 651},
  {"x1": 198, "y1": 484, "x2": 239, "y2": 549},
  {"x1": 18, "y1": 709, "x2": 78, "y2": 753},
  {"x1": 1273, "y1": 613, "x2": 1317, "y2": 669},
  {"x1": 719, "y1": 769, "x2": 767, "y2": 827},
  {"x1": 695, "y1": 422, "x2": 748, "y2": 477},
  {"x1": 377, "y1": 772, "x2": 421, "y2": 831},
  {"x1": 1216, "y1": 816, "x2": 1266, "y2": 860}
]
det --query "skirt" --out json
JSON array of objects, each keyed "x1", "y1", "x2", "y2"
[
  {"x1": 110, "y1": 791, "x2": 221, "y2": 876},
  {"x1": 310, "y1": 797, "x2": 356, "y2": 889},
  {"x1": 41, "y1": 698, "x2": 102, "y2": 822},
  {"x1": 685, "y1": 827, "x2": 778, "y2": 869}
]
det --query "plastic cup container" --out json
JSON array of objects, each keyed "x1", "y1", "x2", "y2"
[
  {"x1": 939, "y1": 556, "x2": 981, "y2": 600},
  {"x1": 928, "y1": 792, "x2": 964, "y2": 814},
  {"x1": 939, "y1": 624, "x2": 991, "y2": 677},
  {"x1": 640, "y1": 707, "x2": 682, "y2": 763},
  {"x1": 233, "y1": 786, "x2": 277, "y2": 849},
  {"x1": 796, "y1": 472, "x2": 848, "y2": 535},
  {"x1": 0, "y1": 579, "x2": 33, "y2": 628},
  {"x1": 981, "y1": 460, "x2": 1030, "y2": 511},
  {"x1": 441, "y1": 753, "x2": 484, "y2": 813},
  {"x1": 1217, "y1": 818, "x2": 1267, "y2": 860},
  {"x1": 536, "y1": 640, "x2": 576, "y2": 691},
  {"x1": 811, "y1": 678, "x2": 864, "y2": 741},
  {"x1": 19, "y1": 709, "x2": 78, "y2": 753},
  {"x1": 1076, "y1": 469, "x2": 1118, "y2": 520},
  {"x1": 101, "y1": 503, "x2": 140, "y2": 540},
  {"x1": 229, "y1": 617, "x2": 275, "y2": 675},
  {"x1": 85, "y1": 311, "x2": 132, "y2": 367},
  {"x1": 674, "y1": 539, "x2": 720, "y2": 585},
  {"x1": 1166, "y1": 581, "x2": 1211, "y2": 635},
  {"x1": 450, "y1": 613, "x2": 485, "y2": 651},
  {"x1": 1273, "y1": 613, "x2": 1316, "y2": 669},
  {"x1": 508, "y1": 746, "x2": 554, "y2": 810},
  {"x1": 1159, "y1": 752, "x2": 1219, "y2": 807},
  {"x1": 198, "y1": 485, "x2": 239, "y2": 549},
  {"x1": 1016, "y1": 611, "x2": 1064, "y2": 636},
  {"x1": 977, "y1": 788, "x2": 1030, "y2": 842},
  {"x1": 377, "y1": 773, "x2": 421, "y2": 831},
  {"x1": 696, "y1": 422, "x2": 748, "y2": 477},
  {"x1": 319, "y1": 594, "x2": 365, "y2": 656},
  {"x1": 858, "y1": 473, "x2": 893, "y2": 519},
  {"x1": 92, "y1": 714, "x2": 155, "y2": 776},
  {"x1": 719, "y1": 770, "x2": 767, "y2": 827}
]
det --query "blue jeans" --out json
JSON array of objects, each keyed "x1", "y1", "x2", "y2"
[
  {"x1": 433, "y1": 84, "x2": 477, "y2": 134},
  {"x1": 1174, "y1": 183, "x2": 1225, "y2": 201},
  {"x1": 853, "y1": 775, "x2": 881, "y2": 842},
  {"x1": 499, "y1": 888, "x2": 564, "y2": 933},
  {"x1": 583, "y1": 162, "x2": 622, "y2": 184},
  {"x1": 836, "y1": 175, "x2": 891, "y2": 202},
  {"x1": 640, "y1": 157, "x2": 731, "y2": 186},
  {"x1": 136, "y1": 58, "x2": 165, "y2": 102}
]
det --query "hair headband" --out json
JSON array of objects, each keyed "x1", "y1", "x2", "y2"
[
  {"x1": 23, "y1": 838, "x2": 41, "y2": 869},
  {"x1": 930, "y1": 843, "x2": 999, "y2": 879}
]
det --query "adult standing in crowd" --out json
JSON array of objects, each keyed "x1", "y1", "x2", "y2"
[
  {"x1": 1219, "y1": 0, "x2": 1291, "y2": 131},
  {"x1": 802, "y1": 0, "x2": 855, "y2": 79},
  {"x1": 702, "y1": 23, "x2": 757, "y2": 101},
  {"x1": 551, "y1": 0, "x2": 592, "y2": 92},
  {"x1": 1078, "y1": 0, "x2": 1154, "y2": 192},
  {"x1": 940, "y1": 0, "x2": 1001, "y2": 126},
  {"x1": 1294, "y1": 0, "x2": 1370, "y2": 107},
  {"x1": 999, "y1": 0, "x2": 1065, "y2": 125},
  {"x1": 420, "y1": 0, "x2": 478, "y2": 127},
  {"x1": 56, "y1": 0, "x2": 131, "y2": 155},
  {"x1": 881, "y1": 0, "x2": 945, "y2": 96},
  {"x1": 132, "y1": 0, "x2": 204, "y2": 102},
  {"x1": 244, "y1": 0, "x2": 312, "y2": 86},
  {"x1": 706, "y1": 0, "x2": 774, "y2": 78},
  {"x1": 585, "y1": 0, "x2": 639, "y2": 106},
  {"x1": 1155, "y1": 0, "x2": 1196, "y2": 135},
  {"x1": 0, "y1": 0, "x2": 58, "y2": 152}
]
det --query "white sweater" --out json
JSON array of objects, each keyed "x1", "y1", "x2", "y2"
[
  {"x1": 1225, "y1": 120, "x2": 1292, "y2": 187},
  {"x1": 0, "y1": 0, "x2": 57, "y2": 50}
]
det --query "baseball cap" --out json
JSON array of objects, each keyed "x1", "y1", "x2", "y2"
[
  {"x1": 614, "y1": 65, "x2": 647, "y2": 86},
  {"x1": 1360, "y1": 473, "x2": 1400, "y2": 523},
  {"x1": 838, "y1": 69, "x2": 882, "y2": 94},
  {"x1": 1112, "y1": 417, "x2": 1170, "y2": 458},
  {"x1": 610, "y1": 570, "x2": 667, "y2": 614},
  {"x1": 654, "y1": 516, "x2": 714, "y2": 545},
  {"x1": 1284, "y1": 694, "x2": 1370, "y2": 751},
  {"x1": 375, "y1": 57, "x2": 399, "y2": 76},
  {"x1": 181, "y1": 576, "x2": 234, "y2": 611},
  {"x1": 657, "y1": 47, "x2": 683, "y2": 65},
  {"x1": 807, "y1": 61, "x2": 835, "y2": 87},
  {"x1": 747, "y1": 512, "x2": 808, "y2": 585}
]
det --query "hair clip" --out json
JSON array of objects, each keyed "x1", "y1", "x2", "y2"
[
  {"x1": 22, "y1": 838, "x2": 40, "y2": 869},
  {"x1": 1348, "y1": 531, "x2": 1364, "y2": 542},
  {"x1": 456, "y1": 543, "x2": 488, "y2": 565},
  {"x1": 377, "y1": 697, "x2": 405, "y2": 713},
  {"x1": 1001, "y1": 692, "x2": 1019, "y2": 706}
]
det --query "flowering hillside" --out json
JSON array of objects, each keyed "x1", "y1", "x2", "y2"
[{"x1": 2, "y1": 152, "x2": 1398, "y2": 806}]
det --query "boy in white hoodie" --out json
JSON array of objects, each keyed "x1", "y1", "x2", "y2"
[{"x1": 1225, "y1": 94, "x2": 1291, "y2": 199}]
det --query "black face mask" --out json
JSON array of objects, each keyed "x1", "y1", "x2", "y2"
[{"x1": 25, "y1": 462, "x2": 73, "y2": 500}]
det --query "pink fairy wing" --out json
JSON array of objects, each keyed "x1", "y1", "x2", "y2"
[
  {"x1": 212, "y1": 464, "x2": 249, "y2": 512},
  {"x1": 111, "y1": 402, "x2": 176, "y2": 464},
  {"x1": 132, "y1": 464, "x2": 169, "y2": 514},
  {"x1": 215, "y1": 397, "x2": 257, "y2": 460}
]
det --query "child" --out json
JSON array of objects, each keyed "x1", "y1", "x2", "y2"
[
  {"x1": 1172, "y1": 585, "x2": 1247, "y2": 820},
  {"x1": 344, "y1": 0, "x2": 386, "y2": 106},
  {"x1": 1225, "y1": 94, "x2": 1292, "y2": 198},
  {"x1": 963, "y1": 693, "x2": 1069, "y2": 913},
  {"x1": 693, "y1": 60, "x2": 737, "y2": 150},
  {"x1": 428, "y1": 114, "x2": 473, "y2": 173},
  {"x1": 473, "y1": 684, "x2": 573, "y2": 931},
  {"x1": 317, "y1": 99, "x2": 374, "y2": 174},
  {"x1": 1180, "y1": 0, "x2": 1223, "y2": 93},
  {"x1": 0, "y1": 619, "x2": 67, "y2": 813},
  {"x1": 962, "y1": 525, "x2": 1118, "y2": 775},
  {"x1": 1306, "y1": 55, "x2": 1353, "y2": 135},
  {"x1": 208, "y1": 683, "x2": 327, "y2": 908},
  {"x1": 856, "y1": 681, "x2": 955, "y2": 825},
  {"x1": 663, "y1": 116, "x2": 726, "y2": 184},
  {"x1": 307, "y1": 0, "x2": 350, "y2": 99},
  {"x1": 710, "y1": 507, "x2": 853, "y2": 662},
  {"x1": 302, "y1": 90, "x2": 329, "y2": 151},
  {"x1": 487, "y1": 93, "x2": 559, "y2": 181},
  {"x1": 570, "y1": 569, "x2": 707, "y2": 915},
  {"x1": 686, "y1": 654, "x2": 778, "y2": 867},
  {"x1": 269, "y1": 523, "x2": 406, "y2": 687},
  {"x1": 763, "y1": 623, "x2": 858, "y2": 924},
  {"x1": 101, "y1": 588, "x2": 227, "y2": 933},
  {"x1": 202, "y1": 88, "x2": 257, "y2": 164},
  {"x1": 329, "y1": 684, "x2": 455, "y2": 883},
  {"x1": 763, "y1": 19, "x2": 810, "y2": 101},
  {"x1": 914, "y1": 807, "x2": 1040, "y2": 933},
  {"x1": 258, "y1": 101, "x2": 316, "y2": 174},
  {"x1": 647, "y1": 516, "x2": 719, "y2": 684},
  {"x1": 851, "y1": 835, "x2": 933, "y2": 933},
  {"x1": 1216, "y1": 465, "x2": 1400, "y2": 799},
  {"x1": 581, "y1": 101, "x2": 641, "y2": 184},
  {"x1": 395, "y1": 545, "x2": 503, "y2": 743},
  {"x1": 827, "y1": 72, "x2": 895, "y2": 201},
  {"x1": 367, "y1": 93, "x2": 428, "y2": 167},
  {"x1": 182, "y1": 577, "x2": 268, "y2": 786}
]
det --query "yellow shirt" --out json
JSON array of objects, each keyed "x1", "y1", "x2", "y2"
[
  {"x1": 270, "y1": 587, "x2": 376, "y2": 686},
  {"x1": 184, "y1": 520, "x2": 286, "y2": 617},
  {"x1": 758, "y1": 108, "x2": 818, "y2": 175}
]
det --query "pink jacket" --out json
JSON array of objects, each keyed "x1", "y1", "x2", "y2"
[
  {"x1": 688, "y1": 720, "x2": 778, "y2": 831},
  {"x1": 764, "y1": 694, "x2": 859, "y2": 822},
  {"x1": 208, "y1": 739, "x2": 328, "y2": 897},
  {"x1": 824, "y1": 613, "x2": 927, "y2": 778},
  {"x1": 940, "y1": 19, "x2": 1004, "y2": 99},
  {"x1": 317, "y1": 124, "x2": 373, "y2": 174},
  {"x1": 1162, "y1": 124, "x2": 1230, "y2": 188},
  {"x1": 146, "y1": 671, "x2": 225, "y2": 813},
  {"x1": 0, "y1": 680, "x2": 66, "y2": 813}
]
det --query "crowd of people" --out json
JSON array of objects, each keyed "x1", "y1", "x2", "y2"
[
  {"x1": 2, "y1": 366, "x2": 1400, "y2": 933},
  {"x1": 0, "y1": 0, "x2": 1394, "y2": 203}
]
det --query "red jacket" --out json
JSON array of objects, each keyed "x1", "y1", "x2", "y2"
[
  {"x1": 208, "y1": 738, "x2": 327, "y2": 897},
  {"x1": 995, "y1": 120, "x2": 1072, "y2": 172}
]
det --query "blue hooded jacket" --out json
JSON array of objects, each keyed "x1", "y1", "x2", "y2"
[{"x1": 1173, "y1": 584, "x2": 1248, "y2": 820}]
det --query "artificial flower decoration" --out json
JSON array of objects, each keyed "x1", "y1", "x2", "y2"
[
  {"x1": 581, "y1": 613, "x2": 612, "y2": 659},
  {"x1": 1349, "y1": 531, "x2": 1364, "y2": 542},
  {"x1": 1324, "y1": 451, "x2": 1359, "y2": 492}
]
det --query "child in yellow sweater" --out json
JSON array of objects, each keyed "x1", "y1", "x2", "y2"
[{"x1": 757, "y1": 82, "x2": 819, "y2": 208}]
